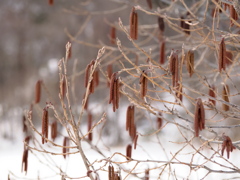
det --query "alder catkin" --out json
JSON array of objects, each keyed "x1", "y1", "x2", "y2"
[
  {"x1": 222, "y1": 134, "x2": 236, "y2": 159},
  {"x1": 126, "y1": 144, "x2": 132, "y2": 160},
  {"x1": 194, "y1": 98, "x2": 205, "y2": 137},
  {"x1": 146, "y1": 0, "x2": 152, "y2": 9},
  {"x1": 222, "y1": 84, "x2": 230, "y2": 111},
  {"x1": 158, "y1": 17, "x2": 165, "y2": 32},
  {"x1": 139, "y1": 70, "x2": 148, "y2": 99},
  {"x1": 63, "y1": 137, "x2": 69, "y2": 159},
  {"x1": 169, "y1": 52, "x2": 179, "y2": 87},
  {"x1": 42, "y1": 108, "x2": 48, "y2": 144},
  {"x1": 35, "y1": 80, "x2": 41, "y2": 104},
  {"x1": 130, "y1": 7, "x2": 138, "y2": 40},
  {"x1": 110, "y1": 26, "x2": 116, "y2": 44},
  {"x1": 160, "y1": 41, "x2": 165, "y2": 64},
  {"x1": 219, "y1": 38, "x2": 226, "y2": 72},
  {"x1": 88, "y1": 112, "x2": 93, "y2": 141},
  {"x1": 51, "y1": 121, "x2": 58, "y2": 141},
  {"x1": 48, "y1": 0, "x2": 54, "y2": 5}
]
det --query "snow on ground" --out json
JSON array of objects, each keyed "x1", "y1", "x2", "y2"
[{"x1": 0, "y1": 104, "x2": 240, "y2": 180}]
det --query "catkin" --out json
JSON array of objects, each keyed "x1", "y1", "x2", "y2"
[
  {"x1": 219, "y1": 38, "x2": 226, "y2": 72},
  {"x1": 222, "y1": 84, "x2": 230, "y2": 111},
  {"x1": 88, "y1": 112, "x2": 93, "y2": 141},
  {"x1": 160, "y1": 41, "x2": 165, "y2": 64},
  {"x1": 126, "y1": 144, "x2": 132, "y2": 160},
  {"x1": 110, "y1": 26, "x2": 116, "y2": 44},
  {"x1": 109, "y1": 72, "x2": 119, "y2": 112},
  {"x1": 194, "y1": 98, "x2": 205, "y2": 137},
  {"x1": 169, "y1": 52, "x2": 179, "y2": 87},
  {"x1": 51, "y1": 121, "x2": 58, "y2": 141},
  {"x1": 146, "y1": 0, "x2": 152, "y2": 9},
  {"x1": 35, "y1": 80, "x2": 41, "y2": 104},
  {"x1": 158, "y1": 17, "x2": 165, "y2": 32},
  {"x1": 139, "y1": 70, "x2": 148, "y2": 99},
  {"x1": 21, "y1": 149, "x2": 29, "y2": 174},
  {"x1": 42, "y1": 108, "x2": 48, "y2": 144},
  {"x1": 130, "y1": 7, "x2": 138, "y2": 40},
  {"x1": 48, "y1": 0, "x2": 54, "y2": 5},
  {"x1": 63, "y1": 137, "x2": 69, "y2": 159}
]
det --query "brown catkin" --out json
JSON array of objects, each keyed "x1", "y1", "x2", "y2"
[
  {"x1": 109, "y1": 72, "x2": 119, "y2": 112},
  {"x1": 230, "y1": 5, "x2": 238, "y2": 26},
  {"x1": 42, "y1": 108, "x2": 48, "y2": 144},
  {"x1": 222, "y1": 134, "x2": 236, "y2": 159},
  {"x1": 209, "y1": 85, "x2": 216, "y2": 106},
  {"x1": 126, "y1": 105, "x2": 134, "y2": 132},
  {"x1": 48, "y1": 0, "x2": 54, "y2": 5},
  {"x1": 169, "y1": 52, "x2": 179, "y2": 87},
  {"x1": 186, "y1": 50, "x2": 194, "y2": 77},
  {"x1": 130, "y1": 7, "x2": 138, "y2": 40},
  {"x1": 35, "y1": 80, "x2": 41, "y2": 104},
  {"x1": 180, "y1": 16, "x2": 190, "y2": 35},
  {"x1": 63, "y1": 137, "x2": 69, "y2": 159},
  {"x1": 157, "y1": 113, "x2": 162, "y2": 129},
  {"x1": 139, "y1": 70, "x2": 148, "y2": 98},
  {"x1": 93, "y1": 70, "x2": 99, "y2": 87},
  {"x1": 222, "y1": 84, "x2": 230, "y2": 111},
  {"x1": 158, "y1": 17, "x2": 165, "y2": 32},
  {"x1": 60, "y1": 77, "x2": 66, "y2": 99},
  {"x1": 88, "y1": 112, "x2": 93, "y2": 141},
  {"x1": 108, "y1": 165, "x2": 115, "y2": 180},
  {"x1": 51, "y1": 121, "x2": 58, "y2": 141},
  {"x1": 145, "y1": 169, "x2": 150, "y2": 180},
  {"x1": 146, "y1": 0, "x2": 152, "y2": 9},
  {"x1": 110, "y1": 26, "x2": 116, "y2": 44},
  {"x1": 22, "y1": 148, "x2": 29, "y2": 174},
  {"x1": 23, "y1": 114, "x2": 27, "y2": 132},
  {"x1": 133, "y1": 135, "x2": 138, "y2": 149},
  {"x1": 126, "y1": 144, "x2": 132, "y2": 160},
  {"x1": 160, "y1": 41, "x2": 165, "y2": 64},
  {"x1": 194, "y1": 98, "x2": 205, "y2": 137},
  {"x1": 219, "y1": 38, "x2": 226, "y2": 72}
]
